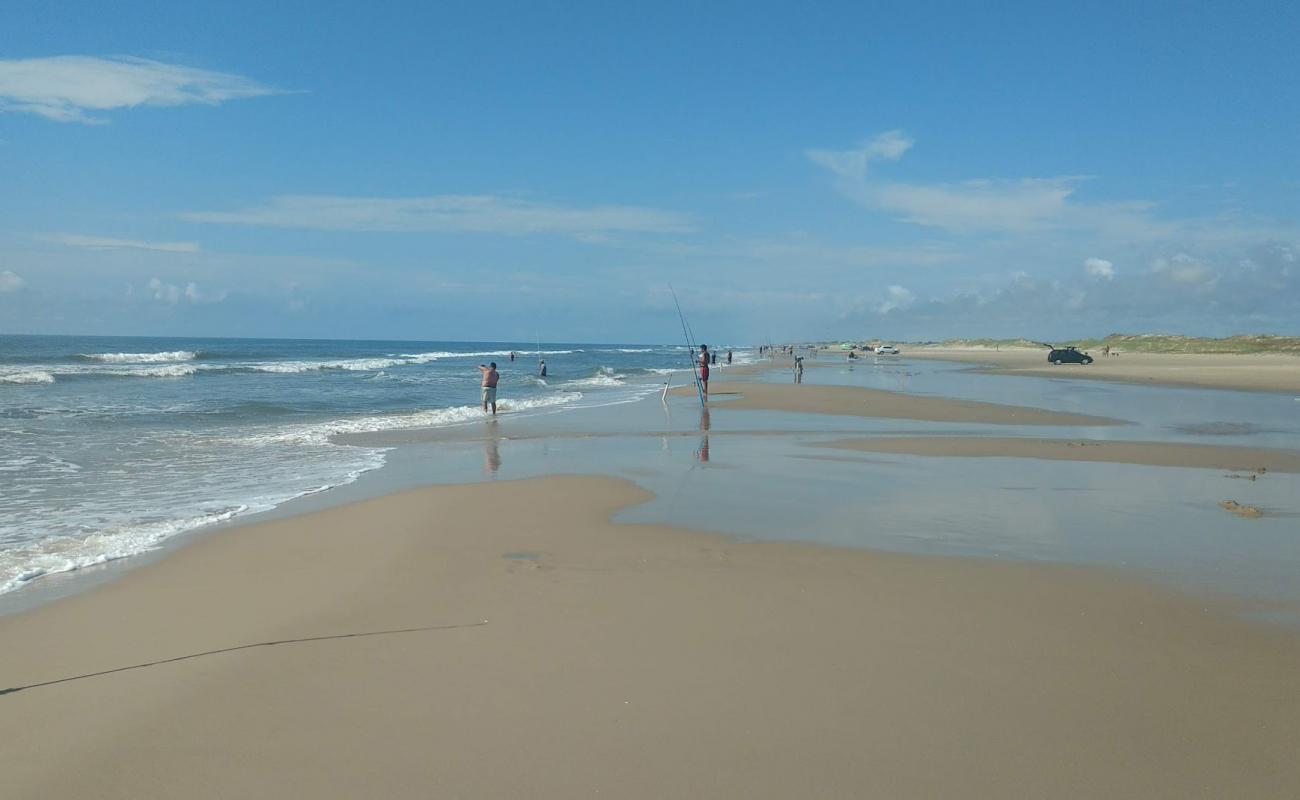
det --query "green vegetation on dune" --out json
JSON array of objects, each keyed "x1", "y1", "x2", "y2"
[
  {"x1": 1068, "y1": 334, "x2": 1300, "y2": 354},
  {"x1": 936, "y1": 338, "x2": 1046, "y2": 349}
]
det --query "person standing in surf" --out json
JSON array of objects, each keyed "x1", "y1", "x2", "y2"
[
  {"x1": 538, "y1": 359, "x2": 547, "y2": 378},
  {"x1": 478, "y1": 362, "x2": 499, "y2": 415},
  {"x1": 698, "y1": 344, "x2": 711, "y2": 400}
]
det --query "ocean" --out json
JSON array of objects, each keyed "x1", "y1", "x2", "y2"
[{"x1": 0, "y1": 334, "x2": 746, "y2": 596}]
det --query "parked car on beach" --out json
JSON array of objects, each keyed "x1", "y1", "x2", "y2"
[
  {"x1": 873, "y1": 344, "x2": 900, "y2": 355},
  {"x1": 1047, "y1": 346, "x2": 1093, "y2": 365}
]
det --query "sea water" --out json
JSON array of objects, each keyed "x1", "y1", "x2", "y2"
[{"x1": 0, "y1": 334, "x2": 748, "y2": 596}]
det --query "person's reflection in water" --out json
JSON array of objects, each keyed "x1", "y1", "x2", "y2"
[
  {"x1": 483, "y1": 419, "x2": 502, "y2": 476},
  {"x1": 695, "y1": 408, "x2": 711, "y2": 463}
]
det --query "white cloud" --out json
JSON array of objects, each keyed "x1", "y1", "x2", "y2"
[
  {"x1": 806, "y1": 132, "x2": 1207, "y2": 239},
  {"x1": 806, "y1": 130, "x2": 914, "y2": 182},
  {"x1": 46, "y1": 233, "x2": 200, "y2": 253},
  {"x1": 1083, "y1": 257, "x2": 1115, "y2": 279},
  {"x1": 182, "y1": 194, "x2": 696, "y2": 238},
  {"x1": 0, "y1": 270, "x2": 24, "y2": 292},
  {"x1": 148, "y1": 277, "x2": 226, "y2": 304},
  {"x1": 1151, "y1": 254, "x2": 1217, "y2": 289},
  {"x1": 874, "y1": 177, "x2": 1086, "y2": 234},
  {"x1": 877, "y1": 284, "x2": 914, "y2": 313},
  {"x1": 0, "y1": 56, "x2": 279, "y2": 124}
]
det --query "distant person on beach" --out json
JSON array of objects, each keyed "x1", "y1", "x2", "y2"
[
  {"x1": 794, "y1": 356, "x2": 804, "y2": 383},
  {"x1": 478, "y1": 362, "x2": 499, "y2": 415},
  {"x1": 509, "y1": 351, "x2": 516, "y2": 362},
  {"x1": 539, "y1": 359, "x2": 547, "y2": 378},
  {"x1": 711, "y1": 351, "x2": 718, "y2": 365},
  {"x1": 726, "y1": 350, "x2": 733, "y2": 365},
  {"x1": 698, "y1": 344, "x2": 710, "y2": 399}
]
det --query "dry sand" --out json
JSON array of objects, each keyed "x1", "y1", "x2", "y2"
[
  {"x1": 909, "y1": 347, "x2": 1300, "y2": 394},
  {"x1": 676, "y1": 380, "x2": 1120, "y2": 426},
  {"x1": 818, "y1": 436, "x2": 1300, "y2": 473},
  {"x1": 4, "y1": 475, "x2": 1300, "y2": 799}
]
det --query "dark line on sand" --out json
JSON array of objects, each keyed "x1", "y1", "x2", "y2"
[{"x1": 1, "y1": 620, "x2": 489, "y2": 698}]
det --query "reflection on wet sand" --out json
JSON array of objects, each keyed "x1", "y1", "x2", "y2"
[
  {"x1": 483, "y1": 420, "x2": 501, "y2": 476},
  {"x1": 696, "y1": 408, "x2": 711, "y2": 463}
]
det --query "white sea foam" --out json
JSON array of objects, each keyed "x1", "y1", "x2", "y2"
[
  {"x1": 82, "y1": 350, "x2": 198, "y2": 362},
  {"x1": 102, "y1": 364, "x2": 201, "y2": 378},
  {"x1": 245, "y1": 392, "x2": 583, "y2": 446},
  {"x1": 565, "y1": 374, "x2": 627, "y2": 388},
  {"x1": 402, "y1": 349, "x2": 578, "y2": 362},
  {"x1": 0, "y1": 505, "x2": 246, "y2": 595},
  {"x1": 251, "y1": 357, "x2": 408, "y2": 373},
  {"x1": 0, "y1": 370, "x2": 55, "y2": 385},
  {"x1": 563, "y1": 366, "x2": 634, "y2": 388}
]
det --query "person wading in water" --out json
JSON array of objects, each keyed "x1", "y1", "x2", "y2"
[{"x1": 478, "y1": 362, "x2": 500, "y2": 415}]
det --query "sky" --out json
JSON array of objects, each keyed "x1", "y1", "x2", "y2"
[{"x1": 1, "y1": 0, "x2": 1297, "y2": 343}]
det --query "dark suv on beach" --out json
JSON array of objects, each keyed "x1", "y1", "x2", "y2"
[{"x1": 1047, "y1": 346, "x2": 1093, "y2": 365}]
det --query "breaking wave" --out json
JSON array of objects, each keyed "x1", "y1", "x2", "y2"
[{"x1": 80, "y1": 351, "x2": 198, "y2": 363}]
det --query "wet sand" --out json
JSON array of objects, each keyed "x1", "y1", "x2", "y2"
[
  {"x1": 909, "y1": 347, "x2": 1300, "y2": 394},
  {"x1": 3, "y1": 475, "x2": 1300, "y2": 799},
  {"x1": 677, "y1": 380, "x2": 1120, "y2": 426},
  {"x1": 818, "y1": 436, "x2": 1300, "y2": 473}
]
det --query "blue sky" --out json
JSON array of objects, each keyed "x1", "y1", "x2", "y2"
[{"x1": 2, "y1": 1, "x2": 1297, "y2": 343}]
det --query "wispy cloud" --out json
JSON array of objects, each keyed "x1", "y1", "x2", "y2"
[
  {"x1": 876, "y1": 284, "x2": 915, "y2": 313},
  {"x1": 806, "y1": 130, "x2": 913, "y2": 182},
  {"x1": 806, "y1": 132, "x2": 1300, "y2": 250},
  {"x1": 1150, "y1": 254, "x2": 1218, "y2": 290},
  {"x1": 45, "y1": 233, "x2": 201, "y2": 253},
  {"x1": 875, "y1": 177, "x2": 1085, "y2": 234},
  {"x1": 0, "y1": 56, "x2": 280, "y2": 124},
  {"x1": 147, "y1": 277, "x2": 226, "y2": 304},
  {"x1": 182, "y1": 194, "x2": 696, "y2": 238},
  {"x1": 1083, "y1": 257, "x2": 1115, "y2": 280},
  {"x1": 0, "y1": 270, "x2": 24, "y2": 292}
]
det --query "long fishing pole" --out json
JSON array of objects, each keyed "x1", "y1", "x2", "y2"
[{"x1": 669, "y1": 285, "x2": 705, "y2": 408}]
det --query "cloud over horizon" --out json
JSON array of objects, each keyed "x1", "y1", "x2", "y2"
[
  {"x1": 1084, "y1": 257, "x2": 1115, "y2": 279},
  {"x1": 46, "y1": 234, "x2": 201, "y2": 253},
  {"x1": 0, "y1": 270, "x2": 24, "y2": 292},
  {"x1": 182, "y1": 194, "x2": 697, "y2": 239},
  {"x1": 0, "y1": 56, "x2": 280, "y2": 124}
]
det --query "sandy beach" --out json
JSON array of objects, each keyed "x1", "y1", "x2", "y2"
[
  {"x1": 677, "y1": 380, "x2": 1121, "y2": 426},
  {"x1": 908, "y1": 347, "x2": 1300, "y2": 394},
  {"x1": 819, "y1": 436, "x2": 1300, "y2": 473},
  {"x1": 5, "y1": 355, "x2": 1300, "y2": 799},
  {"x1": 4, "y1": 475, "x2": 1300, "y2": 799}
]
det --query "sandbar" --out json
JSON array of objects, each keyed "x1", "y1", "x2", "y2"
[
  {"x1": 818, "y1": 436, "x2": 1300, "y2": 473},
  {"x1": 677, "y1": 380, "x2": 1120, "y2": 426},
  {"x1": 3, "y1": 475, "x2": 1300, "y2": 798}
]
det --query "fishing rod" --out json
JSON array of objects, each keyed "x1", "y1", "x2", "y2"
[{"x1": 669, "y1": 285, "x2": 705, "y2": 408}]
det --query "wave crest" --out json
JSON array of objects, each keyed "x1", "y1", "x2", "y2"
[
  {"x1": 0, "y1": 371, "x2": 56, "y2": 385},
  {"x1": 81, "y1": 351, "x2": 198, "y2": 363}
]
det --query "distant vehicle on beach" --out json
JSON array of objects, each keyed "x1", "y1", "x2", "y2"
[
  {"x1": 873, "y1": 344, "x2": 900, "y2": 355},
  {"x1": 1047, "y1": 346, "x2": 1093, "y2": 365}
]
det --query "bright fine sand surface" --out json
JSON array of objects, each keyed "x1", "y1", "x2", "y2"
[
  {"x1": 909, "y1": 347, "x2": 1300, "y2": 394},
  {"x1": 819, "y1": 436, "x2": 1300, "y2": 473},
  {"x1": 680, "y1": 380, "x2": 1119, "y2": 426},
  {"x1": 4, "y1": 476, "x2": 1300, "y2": 799}
]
